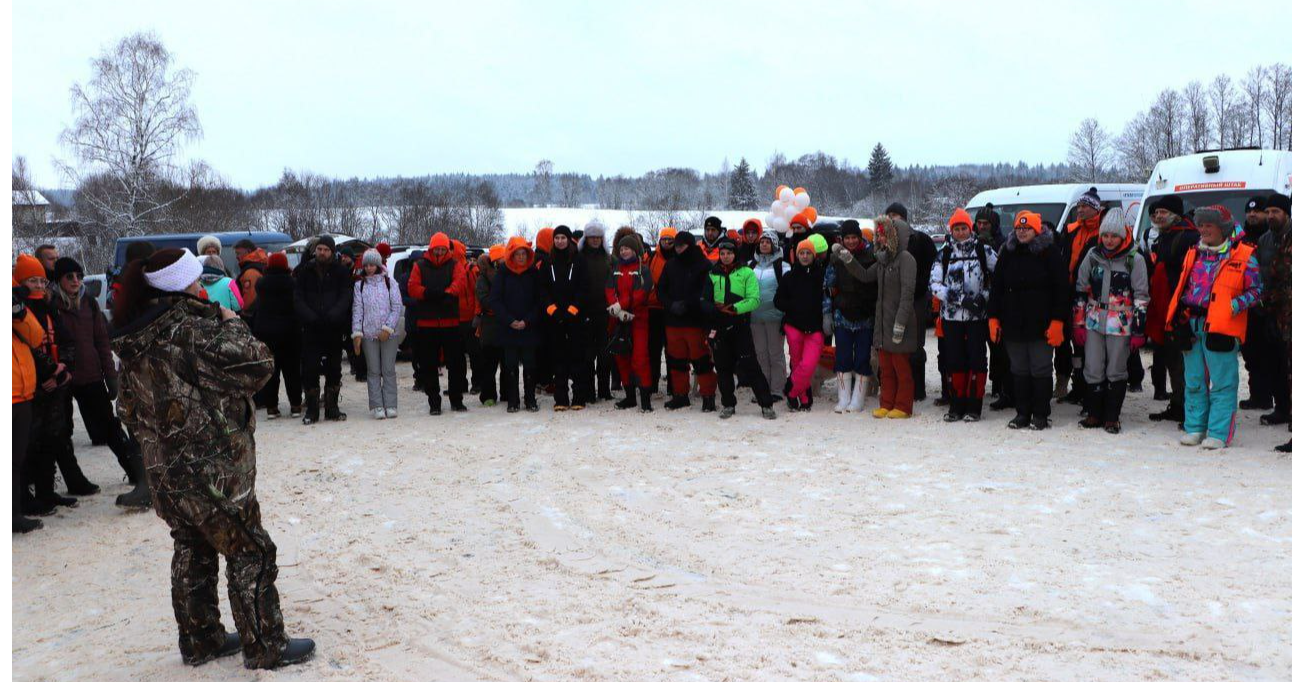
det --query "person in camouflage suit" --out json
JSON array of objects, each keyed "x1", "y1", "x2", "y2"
[{"x1": 111, "y1": 248, "x2": 314, "y2": 669}]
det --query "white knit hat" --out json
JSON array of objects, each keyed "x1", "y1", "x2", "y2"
[{"x1": 145, "y1": 249, "x2": 203, "y2": 292}]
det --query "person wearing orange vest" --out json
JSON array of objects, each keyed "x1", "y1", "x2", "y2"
[
  {"x1": 701, "y1": 216, "x2": 726, "y2": 262},
  {"x1": 1164, "y1": 205, "x2": 1262, "y2": 449},
  {"x1": 452, "y1": 240, "x2": 482, "y2": 395},
  {"x1": 13, "y1": 276, "x2": 50, "y2": 532}
]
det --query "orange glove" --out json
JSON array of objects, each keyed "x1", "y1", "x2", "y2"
[
  {"x1": 935, "y1": 315, "x2": 944, "y2": 338},
  {"x1": 988, "y1": 318, "x2": 1001, "y2": 344},
  {"x1": 546, "y1": 304, "x2": 558, "y2": 316},
  {"x1": 566, "y1": 305, "x2": 579, "y2": 316},
  {"x1": 1046, "y1": 319, "x2": 1065, "y2": 347}
]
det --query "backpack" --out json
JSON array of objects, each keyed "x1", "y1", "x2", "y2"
[{"x1": 940, "y1": 242, "x2": 990, "y2": 289}]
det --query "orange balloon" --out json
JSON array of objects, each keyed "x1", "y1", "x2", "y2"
[
  {"x1": 774, "y1": 185, "x2": 790, "y2": 200},
  {"x1": 801, "y1": 206, "x2": 818, "y2": 222},
  {"x1": 794, "y1": 187, "x2": 807, "y2": 195}
]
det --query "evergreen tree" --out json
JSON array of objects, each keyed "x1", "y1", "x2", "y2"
[
  {"x1": 727, "y1": 157, "x2": 758, "y2": 210},
  {"x1": 867, "y1": 143, "x2": 894, "y2": 194}
]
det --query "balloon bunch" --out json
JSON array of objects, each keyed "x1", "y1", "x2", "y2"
[{"x1": 767, "y1": 185, "x2": 818, "y2": 237}]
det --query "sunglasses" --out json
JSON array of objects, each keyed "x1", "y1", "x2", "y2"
[{"x1": 63, "y1": 272, "x2": 83, "y2": 281}]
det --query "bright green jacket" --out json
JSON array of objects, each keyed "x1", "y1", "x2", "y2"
[{"x1": 705, "y1": 263, "x2": 760, "y2": 315}]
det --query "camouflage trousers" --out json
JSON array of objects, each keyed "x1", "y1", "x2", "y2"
[{"x1": 162, "y1": 489, "x2": 288, "y2": 669}]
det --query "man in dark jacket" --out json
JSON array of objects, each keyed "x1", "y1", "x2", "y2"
[
  {"x1": 407, "y1": 232, "x2": 469, "y2": 414},
  {"x1": 974, "y1": 204, "x2": 1013, "y2": 410},
  {"x1": 396, "y1": 250, "x2": 424, "y2": 390},
  {"x1": 579, "y1": 220, "x2": 614, "y2": 401},
  {"x1": 293, "y1": 235, "x2": 354, "y2": 423},
  {"x1": 656, "y1": 231, "x2": 718, "y2": 411},
  {"x1": 1252, "y1": 193, "x2": 1291, "y2": 426},
  {"x1": 1144, "y1": 196, "x2": 1200, "y2": 423},
  {"x1": 540, "y1": 226, "x2": 592, "y2": 410},
  {"x1": 887, "y1": 202, "x2": 938, "y2": 402}
]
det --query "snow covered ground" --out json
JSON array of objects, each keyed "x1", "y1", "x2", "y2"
[{"x1": 12, "y1": 352, "x2": 1291, "y2": 681}]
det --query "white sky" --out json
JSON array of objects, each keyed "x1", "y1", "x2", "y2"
[{"x1": 11, "y1": 0, "x2": 1294, "y2": 189}]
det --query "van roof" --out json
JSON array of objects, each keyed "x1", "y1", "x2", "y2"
[
  {"x1": 116, "y1": 231, "x2": 291, "y2": 244},
  {"x1": 1145, "y1": 149, "x2": 1292, "y2": 197},
  {"x1": 966, "y1": 183, "x2": 1144, "y2": 207}
]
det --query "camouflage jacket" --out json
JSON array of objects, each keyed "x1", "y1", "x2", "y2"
[{"x1": 112, "y1": 294, "x2": 273, "y2": 512}]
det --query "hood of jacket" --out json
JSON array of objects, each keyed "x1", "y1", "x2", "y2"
[
  {"x1": 504, "y1": 237, "x2": 536, "y2": 275},
  {"x1": 1002, "y1": 225, "x2": 1056, "y2": 254}
]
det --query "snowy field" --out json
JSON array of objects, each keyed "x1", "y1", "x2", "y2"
[{"x1": 12, "y1": 351, "x2": 1291, "y2": 682}]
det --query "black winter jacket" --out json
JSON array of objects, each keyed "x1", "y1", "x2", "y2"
[
  {"x1": 293, "y1": 259, "x2": 353, "y2": 333},
  {"x1": 989, "y1": 229, "x2": 1070, "y2": 342},
  {"x1": 774, "y1": 261, "x2": 826, "y2": 333},
  {"x1": 656, "y1": 247, "x2": 712, "y2": 328},
  {"x1": 252, "y1": 271, "x2": 299, "y2": 343}
]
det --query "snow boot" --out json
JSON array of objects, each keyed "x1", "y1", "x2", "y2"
[
  {"x1": 615, "y1": 385, "x2": 637, "y2": 410},
  {"x1": 1262, "y1": 409, "x2": 1290, "y2": 426},
  {"x1": 302, "y1": 387, "x2": 321, "y2": 425},
  {"x1": 944, "y1": 372, "x2": 968, "y2": 422},
  {"x1": 700, "y1": 395, "x2": 717, "y2": 413},
  {"x1": 1103, "y1": 380, "x2": 1127, "y2": 434},
  {"x1": 1149, "y1": 404, "x2": 1184, "y2": 422},
  {"x1": 833, "y1": 372, "x2": 853, "y2": 413},
  {"x1": 719, "y1": 406, "x2": 735, "y2": 419},
  {"x1": 271, "y1": 638, "x2": 316, "y2": 668},
  {"x1": 665, "y1": 395, "x2": 690, "y2": 410},
  {"x1": 963, "y1": 372, "x2": 986, "y2": 421},
  {"x1": 1078, "y1": 383, "x2": 1105, "y2": 429},
  {"x1": 13, "y1": 515, "x2": 42, "y2": 533},
  {"x1": 848, "y1": 374, "x2": 869, "y2": 413},
  {"x1": 324, "y1": 384, "x2": 347, "y2": 421},
  {"x1": 55, "y1": 449, "x2": 99, "y2": 496},
  {"x1": 1275, "y1": 440, "x2": 1291, "y2": 453},
  {"x1": 1007, "y1": 374, "x2": 1032, "y2": 429},
  {"x1": 639, "y1": 388, "x2": 654, "y2": 413},
  {"x1": 523, "y1": 371, "x2": 539, "y2": 412},
  {"x1": 115, "y1": 452, "x2": 152, "y2": 510},
  {"x1": 761, "y1": 406, "x2": 777, "y2": 420}
]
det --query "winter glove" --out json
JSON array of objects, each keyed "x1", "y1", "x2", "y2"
[
  {"x1": 892, "y1": 322, "x2": 906, "y2": 345},
  {"x1": 669, "y1": 301, "x2": 688, "y2": 317},
  {"x1": 1129, "y1": 335, "x2": 1146, "y2": 352},
  {"x1": 988, "y1": 318, "x2": 1001, "y2": 344},
  {"x1": 546, "y1": 304, "x2": 558, "y2": 316},
  {"x1": 822, "y1": 313, "x2": 834, "y2": 338},
  {"x1": 104, "y1": 375, "x2": 118, "y2": 400},
  {"x1": 12, "y1": 287, "x2": 27, "y2": 320},
  {"x1": 832, "y1": 244, "x2": 853, "y2": 263},
  {"x1": 618, "y1": 311, "x2": 635, "y2": 323},
  {"x1": 1045, "y1": 320, "x2": 1065, "y2": 348},
  {"x1": 607, "y1": 302, "x2": 623, "y2": 318},
  {"x1": 566, "y1": 305, "x2": 579, "y2": 317}
]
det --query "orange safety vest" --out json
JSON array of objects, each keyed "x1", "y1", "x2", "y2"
[{"x1": 1164, "y1": 242, "x2": 1255, "y2": 342}]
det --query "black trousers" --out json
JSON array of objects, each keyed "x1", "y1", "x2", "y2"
[
  {"x1": 711, "y1": 323, "x2": 773, "y2": 409},
  {"x1": 14, "y1": 401, "x2": 32, "y2": 516},
  {"x1": 345, "y1": 334, "x2": 367, "y2": 379},
  {"x1": 501, "y1": 345, "x2": 538, "y2": 407},
  {"x1": 479, "y1": 343, "x2": 504, "y2": 403},
  {"x1": 461, "y1": 322, "x2": 482, "y2": 388},
  {"x1": 301, "y1": 330, "x2": 344, "y2": 390},
  {"x1": 548, "y1": 317, "x2": 592, "y2": 406},
  {"x1": 941, "y1": 320, "x2": 988, "y2": 374},
  {"x1": 25, "y1": 390, "x2": 73, "y2": 497},
  {"x1": 67, "y1": 380, "x2": 138, "y2": 473},
  {"x1": 1244, "y1": 312, "x2": 1283, "y2": 405},
  {"x1": 417, "y1": 327, "x2": 466, "y2": 404},
  {"x1": 260, "y1": 335, "x2": 302, "y2": 409},
  {"x1": 988, "y1": 340, "x2": 1011, "y2": 397},
  {"x1": 584, "y1": 313, "x2": 612, "y2": 397}
]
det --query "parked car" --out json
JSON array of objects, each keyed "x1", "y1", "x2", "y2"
[
  {"x1": 964, "y1": 183, "x2": 1145, "y2": 236},
  {"x1": 114, "y1": 231, "x2": 293, "y2": 274}
]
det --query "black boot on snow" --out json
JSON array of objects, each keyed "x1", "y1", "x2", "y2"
[
  {"x1": 639, "y1": 388, "x2": 654, "y2": 413},
  {"x1": 665, "y1": 395, "x2": 690, "y2": 410},
  {"x1": 115, "y1": 452, "x2": 152, "y2": 510},
  {"x1": 700, "y1": 396, "x2": 716, "y2": 413},
  {"x1": 273, "y1": 638, "x2": 316, "y2": 668},
  {"x1": 615, "y1": 386, "x2": 637, "y2": 410},
  {"x1": 324, "y1": 385, "x2": 347, "y2": 421},
  {"x1": 302, "y1": 387, "x2": 321, "y2": 425}
]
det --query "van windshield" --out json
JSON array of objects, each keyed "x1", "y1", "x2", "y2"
[
  {"x1": 966, "y1": 203, "x2": 1066, "y2": 233},
  {"x1": 1137, "y1": 191, "x2": 1261, "y2": 250}
]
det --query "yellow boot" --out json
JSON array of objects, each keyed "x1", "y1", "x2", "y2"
[
  {"x1": 886, "y1": 409, "x2": 910, "y2": 419},
  {"x1": 872, "y1": 407, "x2": 890, "y2": 418}
]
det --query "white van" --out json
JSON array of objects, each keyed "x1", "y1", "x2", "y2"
[
  {"x1": 965, "y1": 183, "x2": 1145, "y2": 235},
  {"x1": 1136, "y1": 149, "x2": 1292, "y2": 250}
]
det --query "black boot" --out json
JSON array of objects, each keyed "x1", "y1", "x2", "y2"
[
  {"x1": 1262, "y1": 409, "x2": 1290, "y2": 426},
  {"x1": 1007, "y1": 375, "x2": 1032, "y2": 429},
  {"x1": 1240, "y1": 396, "x2": 1274, "y2": 410},
  {"x1": 302, "y1": 387, "x2": 321, "y2": 425},
  {"x1": 665, "y1": 395, "x2": 690, "y2": 410},
  {"x1": 700, "y1": 395, "x2": 716, "y2": 413},
  {"x1": 1030, "y1": 376, "x2": 1053, "y2": 430},
  {"x1": 615, "y1": 385, "x2": 637, "y2": 410},
  {"x1": 1276, "y1": 440, "x2": 1291, "y2": 453},
  {"x1": 523, "y1": 371, "x2": 539, "y2": 412},
  {"x1": 1103, "y1": 380, "x2": 1127, "y2": 434},
  {"x1": 427, "y1": 391, "x2": 442, "y2": 415},
  {"x1": 274, "y1": 638, "x2": 317, "y2": 668},
  {"x1": 115, "y1": 452, "x2": 152, "y2": 509},
  {"x1": 324, "y1": 384, "x2": 347, "y2": 421},
  {"x1": 1078, "y1": 383, "x2": 1105, "y2": 428},
  {"x1": 639, "y1": 388, "x2": 654, "y2": 413},
  {"x1": 55, "y1": 449, "x2": 99, "y2": 496},
  {"x1": 1149, "y1": 404, "x2": 1184, "y2": 422},
  {"x1": 14, "y1": 477, "x2": 43, "y2": 532}
]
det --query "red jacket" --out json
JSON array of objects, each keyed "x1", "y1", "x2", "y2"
[
  {"x1": 606, "y1": 259, "x2": 651, "y2": 318},
  {"x1": 452, "y1": 241, "x2": 478, "y2": 323}
]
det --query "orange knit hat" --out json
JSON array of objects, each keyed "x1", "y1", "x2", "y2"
[{"x1": 12, "y1": 254, "x2": 45, "y2": 283}]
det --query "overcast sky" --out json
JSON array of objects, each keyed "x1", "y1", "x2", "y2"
[{"x1": 12, "y1": 0, "x2": 1293, "y2": 189}]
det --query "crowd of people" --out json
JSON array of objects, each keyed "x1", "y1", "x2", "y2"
[{"x1": 8, "y1": 190, "x2": 1291, "y2": 669}]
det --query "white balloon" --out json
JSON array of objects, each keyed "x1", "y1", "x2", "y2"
[
  {"x1": 769, "y1": 215, "x2": 787, "y2": 231},
  {"x1": 779, "y1": 187, "x2": 795, "y2": 202},
  {"x1": 794, "y1": 192, "x2": 811, "y2": 209},
  {"x1": 770, "y1": 200, "x2": 784, "y2": 215},
  {"x1": 783, "y1": 205, "x2": 799, "y2": 220}
]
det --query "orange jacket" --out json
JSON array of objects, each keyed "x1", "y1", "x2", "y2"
[
  {"x1": 648, "y1": 250, "x2": 673, "y2": 309},
  {"x1": 1065, "y1": 215, "x2": 1101, "y2": 277},
  {"x1": 13, "y1": 307, "x2": 45, "y2": 403},
  {"x1": 452, "y1": 241, "x2": 478, "y2": 323},
  {"x1": 1165, "y1": 241, "x2": 1256, "y2": 342},
  {"x1": 237, "y1": 249, "x2": 268, "y2": 308}
]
